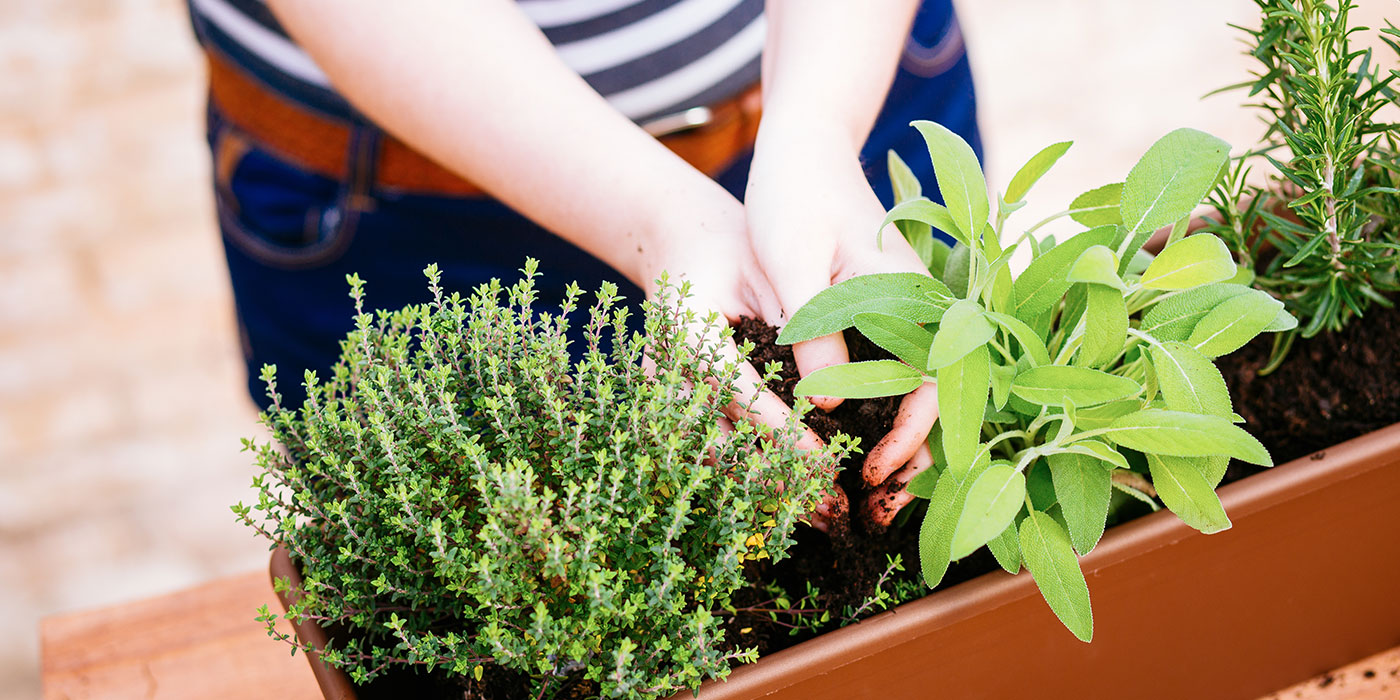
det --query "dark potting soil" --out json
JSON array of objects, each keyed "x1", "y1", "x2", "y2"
[
  {"x1": 724, "y1": 318, "x2": 999, "y2": 660},
  {"x1": 1215, "y1": 301, "x2": 1400, "y2": 482}
]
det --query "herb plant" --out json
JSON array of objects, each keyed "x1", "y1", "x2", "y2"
[
  {"x1": 780, "y1": 123, "x2": 1295, "y2": 641},
  {"x1": 1206, "y1": 0, "x2": 1399, "y2": 370},
  {"x1": 237, "y1": 262, "x2": 848, "y2": 699}
]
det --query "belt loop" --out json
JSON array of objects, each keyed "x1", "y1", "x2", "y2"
[{"x1": 344, "y1": 124, "x2": 382, "y2": 212}]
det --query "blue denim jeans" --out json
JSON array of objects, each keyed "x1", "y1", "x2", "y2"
[{"x1": 207, "y1": 3, "x2": 981, "y2": 410}]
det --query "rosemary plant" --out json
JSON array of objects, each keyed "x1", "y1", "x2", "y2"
[{"x1": 1206, "y1": 0, "x2": 1400, "y2": 370}]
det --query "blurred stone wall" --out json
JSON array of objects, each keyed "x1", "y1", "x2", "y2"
[{"x1": 0, "y1": 0, "x2": 1391, "y2": 698}]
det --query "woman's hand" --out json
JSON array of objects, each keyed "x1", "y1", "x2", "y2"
[{"x1": 744, "y1": 119, "x2": 939, "y2": 528}]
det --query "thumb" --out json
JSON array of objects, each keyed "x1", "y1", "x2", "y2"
[{"x1": 791, "y1": 334, "x2": 850, "y2": 412}]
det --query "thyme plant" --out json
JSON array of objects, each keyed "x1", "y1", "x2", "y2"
[
  {"x1": 781, "y1": 123, "x2": 1294, "y2": 641},
  {"x1": 1206, "y1": 0, "x2": 1399, "y2": 369},
  {"x1": 237, "y1": 262, "x2": 848, "y2": 698}
]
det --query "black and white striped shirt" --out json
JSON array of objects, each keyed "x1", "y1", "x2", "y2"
[{"x1": 188, "y1": 0, "x2": 765, "y2": 125}]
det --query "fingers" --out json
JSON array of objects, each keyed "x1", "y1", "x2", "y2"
[
  {"x1": 790, "y1": 333, "x2": 850, "y2": 412},
  {"x1": 810, "y1": 484, "x2": 850, "y2": 535},
  {"x1": 861, "y1": 382, "x2": 939, "y2": 487},
  {"x1": 724, "y1": 356, "x2": 825, "y2": 454},
  {"x1": 865, "y1": 441, "x2": 935, "y2": 529}
]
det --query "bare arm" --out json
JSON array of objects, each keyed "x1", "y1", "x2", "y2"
[{"x1": 266, "y1": 0, "x2": 729, "y2": 290}]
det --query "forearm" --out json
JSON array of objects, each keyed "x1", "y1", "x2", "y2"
[
  {"x1": 267, "y1": 0, "x2": 729, "y2": 288},
  {"x1": 760, "y1": 0, "x2": 921, "y2": 148}
]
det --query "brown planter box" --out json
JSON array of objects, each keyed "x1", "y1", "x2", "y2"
[{"x1": 274, "y1": 422, "x2": 1400, "y2": 700}]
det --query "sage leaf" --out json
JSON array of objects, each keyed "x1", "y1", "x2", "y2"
[
  {"x1": 795, "y1": 360, "x2": 925, "y2": 399},
  {"x1": 912, "y1": 120, "x2": 989, "y2": 246},
  {"x1": 1140, "y1": 234, "x2": 1238, "y2": 290},
  {"x1": 1026, "y1": 459, "x2": 1057, "y2": 510},
  {"x1": 1013, "y1": 226, "x2": 1118, "y2": 321},
  {"x1": 1140, "y1": 283, "x2": 1254, "y2": 341},
  {"x1": 1187, "y1": 290, "x2": 1283, "y2": 357},
  {"x1": 1019, "y1": 511, "x2": 1094, "y2": 642},
  {"x1": 943, "y1": 243, "x2": 971, "y2": 297},
  {"x1": 938, "y1": 344, "x2": 991, "y2": 474},
  {"x1": 1011, "y1": 365, "x2": 1142, "y2": 407},
  {"x1": 990, "y1": 362, "x2": 1016, "y2": 410},
  {"x1": 1099, "y1": 409, "x2": 1271, "y2": 465},
  {"x1": 1121, "y1": 128, "x2": 1230, "y2": 234},
  {"x1": 927, "y1": 240, "x2": 953, "y2": 280},
  {"x1": 905, "y1": 465, "x2": 939, "y2": 498},
  {"x1": 951, "y1": 464, "x2": 1026, "y2": 560},
  {"x1": 927, "y1": 300, "x2": 996, "y2": 370},
  {"x1": 853, "y1": 313, "x2": 937, "y2": 368},
  {"x1": 1047, "y1": 453, "x2": 1112, "y2": 555},
  {"x1": 1148, "y1": 341, "x2": 1232, "y2": 417},
  {"x1": 889, "y1": 149, "x2": 922, "y2": 202},
  {"x1": 1263, "y1": 304, "x2": 1299, "y2": 332},
  {"x1": 880, "y1": 198, "x2": 962, "y2": 248},
  {"x1": 1057, "y1": 440, "x2": 1130, "y2": 470},
  {"x1": 778, "y1": 273, "x2": 952, "y2": 344},
  {"x1": 1006, "y1": 141, "x2": 1073, "y2": 204},
  {"x1": 1066, "y1": 245, "x2": 1126, "y2": 290},
  {"x1": 919, "y1": 470, "x2": 962, "y2": 587},
  {"x1": 1076, "y1": 285, "x2": 1128, "y2": 368},
  {"x1": 1146, "y1": 454, "x2": 1232, "y2": 534},
  {"x1": 985, "y1": 311, "x2": 1051, "y2": 366},
  {"x1": 986, "y1": 522, "x2": 1022, "y2": 574},
  {"x1": 1072, "y1": 400, "x2": 1140, "y2": 431},
  {"x1": 1069, "y1": 182, "x2": 1123, "y2": 227}
]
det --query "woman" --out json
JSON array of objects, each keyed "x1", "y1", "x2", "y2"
[{"x1": 186, "y1": 0, "x2": 981, "y2": 526}]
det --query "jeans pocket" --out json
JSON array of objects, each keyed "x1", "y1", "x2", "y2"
[{"x1": 212, "y1": 124, "x2": 361, "y2": 270}]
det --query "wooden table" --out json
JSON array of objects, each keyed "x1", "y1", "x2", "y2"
[{"x1": 40, "y1": 571, "x2": 1400, "y2": 699}]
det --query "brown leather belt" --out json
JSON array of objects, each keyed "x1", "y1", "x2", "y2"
[{"x1": 205, "y1": 50, "x2": 762, "y2": 197}]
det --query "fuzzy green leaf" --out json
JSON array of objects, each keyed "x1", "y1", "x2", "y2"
[
  {"x1": 951, "y1": 464, "x2": 1026, "y2": 560},
  {"x1": 1121, "y1": 128, "x2": 1230, "y2": 234},
  {"x1": 1146, "y1": 454, "x2": 1231, "y2": 534},
  {"x1": 986, "y1": 522, "x2": 1022, "y2": 573},
  {"x1": 1139, "y1": 234, "x2": 1238, "y2": 290},
  {"x1": 938, "y1": 344, "x2": 991, "y2": 474},
  {"x1": 1098, "y1": 409, "x2": 1271, "y2": 465},
  {"x1": 1067, "y1": 245, "x2": 1126, "y2": 290},
  {"x1": 795, "y1": 360, "x2": 925, "y2": 399},
  {"x1": 985, "y1": 311, "x2": 1052, "y2": 366},
  {"x1": 927, "y1": 300, "x2": 996, "y2": 370},
  {"x1": 990, "y1": 362, "x2": 1016, "y2": 411},
  {"x1": 1140, "y1": 283, "x2": 1254, "y2": 341},
  {"x1": 1006, "y1": 141, "x2": 1073, "y2": 204},
  {"x1": 1071, "y1": 400, "x2": 1140, "y2": 431},
  {"x1": 1263, "y1": 305, "x2": 1299, "y2": 332},
  {"x1": 1148, "y1": 341, "x2": 1232, "y2": 417},
  {"x1": 912, "y1": 120, "x2": 989, "y2": 246},
  {"x1": 881, "y1": 198, "x2": 962, "y2": 248},
  {"x1": 1076, "y1": 285, "x2": 1128, "y2": 368},
  {"x1": 853, "y1": 313, "x2": 937, "y2": 368},
  {"x1": 778, "y1": 273, "x2": 952, "y2": 344},
  {"x1": 889, "y1": 149, "x2": 922, "y2": 202},
  {"x1": 1011, "y1": 366, "x2": 1142, "y2": 407},
  {"x1": 1057, "y1": 440, "x2": 1130, "y2": 470},
  {"x1": 1068, "y1": 183, "x2": 1124, "y2": 228},
  {"x1": 1019, "y1": 511, "x2": 1094, "y2": 642},
  {"x1": 1047, "y1": 452, "x2": 1112, "y2": 554},
  {"x1": 918, "y1": 470, "x2": 962, "y2": 587},
  {"x1": 1187, "y1": 290, "x2": 1283, "y2": 357},
  {"x1": 1013, "y1": 226, "x2": 1119, "y2": 321}
]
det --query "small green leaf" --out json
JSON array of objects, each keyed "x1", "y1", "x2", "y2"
[
  {"x1": 1146, "y1": 454, "x2": 1232, "y2": 534},
  {"x1": 1067, "y1": 245, "x2": 1126, "y2": 290},
  {"x1": 1098, "y1": 409, "x2": 1271, "y2": 465},
  {"x1": 853, "y1": 313, "x2": 937, "y2": 368},
  {"x1": 990, "y1": 362, "x2": 1016, "y2": 410},
  {"x1": 905, "y1": 466, "x2": 939, "y2": 499},
  {"x1": 1121, "y1": 128, "x2": 1230, "y2": 234},
  {"x1": 1072, "y1": 400, "x2": 1140, "y2": 430},
  {"x1": 1262, "y1": 304, "x2": 1299, "y2": 332},
  {"x1": 938, "y1": 344, "x2": 991, "y2": 475},
  {"x1": 1148, "y1": 341, "x2": 1232, "y2": 417},
  {"x1": 912, "y1": 120, "x2": 989, "y2": 247},
  {"x1": 1057, "y1": 439, "x2": 1129, "y2": 470},
  {"x1": 1011, "y1": 366, "x2": 1142, "y2": 407},
  {"x1": 1013, "y1": 226, "x2": 1119, "y2": 321},
  {"x1": 986, "y1": 522, "x2": 1022, "y2": 573},
  {"x1": 1076, "y1": 285, "x2": 1128, "y2": 368},
  {"x1": 951, "y1": 465, "x2": 1026, "y2": 560},
  {"x1": 927, "y1": 240, "x2": 953, "y2": 280},
  {"x1": 1139, "y1": 234, "x2": 1238, "y2": 290},
  {"x1": 985, "y1": 312, "x2": 1051, "y2": 366},
  {"x1": 779, "y1": 273, "x2": 952, "y2": 344},
  {"x1": 888, "y1": 149, "x2": 922, "y2": 202},
  {"x1": 880, "y1": 198, "x2": 962, "y2": 248},
  {"x1": 1187, "y1": 290, "x2": 1283, "y2": 357},
  {"x1": 795, "y1": 360, "x2": 925, "y2": 399},
  {"x1": 1140, "y1": 283, "x2": 1254, "y2": 341},
  {"x1": 1047, "y1": 453, "x2": 1112, "y2": 555},
  {"x1": 919, "y1": 470, "x2": 962, "y2": 587},
  {"x1": 1068, "y1": 183, "x2": 1123, "y2": 227},
  {"x1": 1026, "y1": 459, "x2": 1057, "y2": 510},
  {"x1": 1019, "y1": 511, "x2": 1094, "y2": 642},
  {"x1": 927, "y1": 300, "x2": 995, "y2": 370},
  {"x1": 1006, "y1": 141, "x2": 1073, "y2": 204}
]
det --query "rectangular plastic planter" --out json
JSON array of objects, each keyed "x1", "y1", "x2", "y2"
[{"x1": 276, "y1": 421, "x2": 1400, "y2": 700}]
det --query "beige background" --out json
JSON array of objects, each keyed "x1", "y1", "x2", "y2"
[{"x1": 0, "y1": 0, "x2": 1392, "y2": 697}]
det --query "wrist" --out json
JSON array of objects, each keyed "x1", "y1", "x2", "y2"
[{"x1": 630, "y1": 177, "x2": 745, "y2": 292}]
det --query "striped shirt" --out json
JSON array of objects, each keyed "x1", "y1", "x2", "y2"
[{"x1": 187, "y1": 0, "x2": 765, "y2": 125}]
